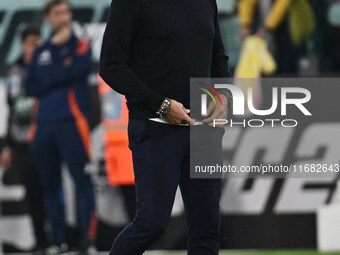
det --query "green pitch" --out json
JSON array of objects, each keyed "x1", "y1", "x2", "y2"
[
  {"x1": 60, "y1": 251, "x2": 340, "y2": 255},
  {"x1": 142, "y1": 250, "x2": 340, "y2": 255},
  {"x1": 19, "y1": 251, "x2": 340, "y2": 255}
]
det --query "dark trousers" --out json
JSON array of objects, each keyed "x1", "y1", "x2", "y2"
[
  {"x1": 109, "y1": 119, "x2": 223, "y2": 255},
  {"x1": 30, "y1": 120, "x2": 96, "y2": 245},
  {"x1": 120, "y1": 185, "x2": 137, "y2": 221},
  {"x1": 10, "y1": 143, "x2": 47, "y2": 249}
]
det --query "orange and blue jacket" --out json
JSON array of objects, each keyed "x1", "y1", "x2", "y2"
[{"x1": 25, "y1": 34, "x2": 91, "y2": 123}]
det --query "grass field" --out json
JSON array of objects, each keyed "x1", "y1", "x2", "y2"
[
  {"x1": 12, "y1": 251, "x2": 340, "y2": 255},
  {"x1": 81, "y1": 250, "x2": 340, "y2": 255},
  {"x1": 12, "y1": 250, "x2": 340, "y2": 255},
  {"x1": 141, "y1": 251, "x2": 340, "y2": 255}
]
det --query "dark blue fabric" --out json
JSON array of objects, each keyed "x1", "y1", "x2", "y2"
[
  {"x1": 25, "y1": 34, "x2": 91, "y2": 123},
  {"x1": 30, "y1": 120, "x2": 95, "y2": 245},
  {"x1": 109, "y1": 120, "x2": 223, "y2": 255}
]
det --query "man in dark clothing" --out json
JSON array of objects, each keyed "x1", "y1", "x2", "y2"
[
  {"x1": 100, "y1": 0, "x2": 231, "y2": 254},
  {"x1": 1, "y1": 25, "x2": 47, "y2": 252},
  {"x1": 25, "y1": 1, "x2": 96, "y2": 254}
]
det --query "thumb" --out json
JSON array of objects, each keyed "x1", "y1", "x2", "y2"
[{"x1": 181, "y1": 105, "x2": 190, "y2": 114}]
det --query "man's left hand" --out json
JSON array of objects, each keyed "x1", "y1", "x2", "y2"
[{"x1": 202, "y1": 94, "x2": 228, "y2": 127}]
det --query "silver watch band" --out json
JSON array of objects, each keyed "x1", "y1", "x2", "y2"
[{"x1": 156, "y1": 98, "x2": 171, "y2": 118}]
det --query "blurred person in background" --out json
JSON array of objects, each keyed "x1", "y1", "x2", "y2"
[
  {"x1": 24, "y1": 0, "x2": 96, "y2": 254},
  {"x1": 97, "y1": 77, "x2": 136, "y2": 222},
  {"x1": 0, "y1": 25, "x2": 47, "y2": 254},
  {"x1": 319, "y1": 0, "x2": 340, "y2": 72},
  {"x1": 238, "y1": 0, "x2": 313, "y2": 74}
]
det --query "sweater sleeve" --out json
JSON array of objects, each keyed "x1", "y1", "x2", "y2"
[
  {"x1": 238, "y1": 0, "x2": 259, "y2": 26},
  {"x1": 211, "y1": 0, "x2": 232, "y2": 78},
  {"x1": 211, "y1": 0, "x2": 233, "y2": 111},
  {"x1": 99, "y1": 0, "x2": 165, "y2": 113},
  {"x1": 265, "y1": 0, "x2": 293, "y2": 30}
]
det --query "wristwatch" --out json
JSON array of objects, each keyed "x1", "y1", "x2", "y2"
[{"x1": 156, "y1": 98, "x2": 171, "y2": 118}]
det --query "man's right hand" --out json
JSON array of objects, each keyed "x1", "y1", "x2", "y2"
[
  {"x1": 51, "y1": 26, "x2": 72, "y2": 46},
  {"x1": 159, "y1": 99, "x2": 195, "y2": 125}
]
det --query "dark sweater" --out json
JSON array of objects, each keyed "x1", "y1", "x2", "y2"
[{"x1": 99, "y1": 0, "x2": 232, "y2": 119}]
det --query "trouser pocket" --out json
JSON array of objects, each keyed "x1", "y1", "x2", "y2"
[{"x1": 127, "y1": 119, "x2": 151, "y2": 150}]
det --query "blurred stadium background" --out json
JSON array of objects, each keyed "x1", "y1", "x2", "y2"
[{"x1": 1, "y1": 0, "x2": 340, "y2": 254}]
